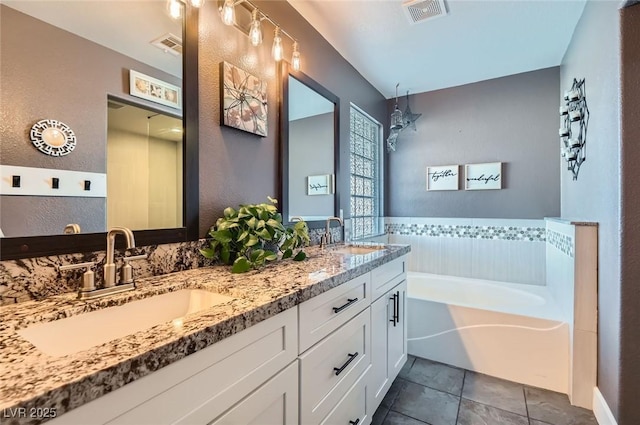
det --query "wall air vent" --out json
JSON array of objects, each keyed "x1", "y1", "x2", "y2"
[
  {"x1": 151, "y1": 33, "x2": 183, "y2": 56},
  {"x1": 402, "y1": 0, "x2": 448, "y2": 24}
]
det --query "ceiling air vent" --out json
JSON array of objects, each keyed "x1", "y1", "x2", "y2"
[
  {"x1": 402, "y1": 0, "x2": 448, "y2": 24},
  {"x1": 151, "y1": 33, "x2": 183, "y2": 56}
]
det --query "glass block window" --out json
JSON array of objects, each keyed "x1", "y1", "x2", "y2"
[{"x1": 350, "y1": 105, "x2": 382, "y2": 240}]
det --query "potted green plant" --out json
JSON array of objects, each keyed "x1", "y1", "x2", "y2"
[{"x1": 200, "y1": 197, "x2": 310, "y2": 273}]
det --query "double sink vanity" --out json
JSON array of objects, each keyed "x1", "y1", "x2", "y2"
[{"x1": 1, "y1": 243, "x2": 409, "y2": 425}]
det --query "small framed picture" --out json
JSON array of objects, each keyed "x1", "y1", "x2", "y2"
[
  {"x1": 465, "y1": 162, "x2": 502, "y2": 190},
  {"x1": 426, "y1": 165, "x2": 459, "y2": 191},
  {"x1": 129, "y1": 70, "x2": 182, "y2": 110},
  {"x1": 307, "y1": 174, "x2": 334, "y2": 196}
]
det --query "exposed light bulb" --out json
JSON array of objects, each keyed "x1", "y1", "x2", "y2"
[
  {"x1": 168, "y1": 0, "x2": 182, "y2": 19},
  {"x1": 292, "y1": 41, "x2": 301, "y2": 71},
  {"x1": 190, "y1": 0, "x2": 205, "y2": 7},
  {"x1": 249, "y1": 9, "x2": 263, "y2": 46},
  {"x1": 221, "y1": 0, "x2": 235, "y2": 26},
  {"x1": 272, "y1": 27, "x2": 283, "y2": 61}
]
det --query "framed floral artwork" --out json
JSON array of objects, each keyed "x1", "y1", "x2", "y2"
[
  {"x1": 129, "y1": 70, "x2": 181, "y2": 110},
  {"x1": 220, "y1": 62, "x2": 268, "y2": 137}
]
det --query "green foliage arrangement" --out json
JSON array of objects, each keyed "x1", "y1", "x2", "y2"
[{"x1": 200, "y1": 197, "x2": 310, "y2": 273}]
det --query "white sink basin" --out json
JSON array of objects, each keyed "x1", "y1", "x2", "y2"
[
  {"x1": 17, "y1": 289, "x2": 234, "y2": 357},
  {"x1": 332, "y1": 245, "x2": 386, "y2": 256}
]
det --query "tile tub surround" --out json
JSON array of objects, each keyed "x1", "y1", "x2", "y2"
[
  {"x1": 386, "y1": 217, "x2": 546, "y2": 286},
  {"x1": 0, "y1": 243, "x2": 409, "y2": 424}
]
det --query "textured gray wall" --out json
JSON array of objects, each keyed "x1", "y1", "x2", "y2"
[
  {"x1": 385, "y1": 67, "x2": 561, "y2": 219},
  {"x1": 619, "y1": 4, "x2": 640, "y2": 424},
  {"x1": 197, "y1": 0, "x2": 387, "y2": 235},
  {"x1": 560, "y1": 1, "x2": 622, "y2": 419},
  {"x1": 0, "y1": 6, "x2": 180, "y2": 236}
]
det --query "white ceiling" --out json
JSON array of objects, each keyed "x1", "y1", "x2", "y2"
[{"x1": 287, "y1": 0, "x2": 587, "y2": 98}]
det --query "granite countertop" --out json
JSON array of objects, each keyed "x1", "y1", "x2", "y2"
[{"x1": 0, "y1": 243, "x2": 410, "y2": 424}]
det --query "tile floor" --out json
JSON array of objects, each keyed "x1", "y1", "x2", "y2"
[{"x1": 373, "y1": 356, "x2": 598, "y2": 425}]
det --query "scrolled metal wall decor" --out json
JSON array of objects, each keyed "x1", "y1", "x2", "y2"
[{"x1": 559, "y1": 78, "x2": 589, "y2": 180}]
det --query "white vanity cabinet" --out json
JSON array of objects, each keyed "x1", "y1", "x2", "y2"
[
  {"x1": 369, "y1": 258, "x2": 408, "y2": 414},
  {"x1": 45, "y1": 253, "x2": 408, "y2": 425},
  {"x1": 48, "y1": 307, "x2": 298, "y2": 425}
]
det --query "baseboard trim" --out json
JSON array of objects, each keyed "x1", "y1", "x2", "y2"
[{"x1": 593, "y1": 387, "x2": 617, "y2": 425}]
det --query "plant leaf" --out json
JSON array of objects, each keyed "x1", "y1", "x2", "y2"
[
  {"x1": 211, "y1": 229, "x2": 233, "y2": 243},
  {"x1": 223, "y1": 207, "x2": 236, "y2": 219},
  {"x1": 247, "y1": 217, "x2": 257, "y2": 229},
  {"x1": 246, "y1": 234, "x2": 259, "y2": 247},
  {"x1": 250, "y1": 249, "x2": 265, "y2": 262},
  {"x1": 293, "y1": 251, "x2": 307, "y2": 261},
  {"x1": 282, "y1": 248, "x2": 293, "y2": 259},
  {"x1": 237, "y1": 230, "x2": 249, "y2": 242},
  {"x1": 220, "y1": 245, "x2": 231, "y2": 264},
  {"x1": 232, "y1": 257, "x2": 251, "y2": 273},
  {"x1": 199, "y1": 247, "x2": 215, "y2": 259},
  {"x1": 264, "y1": 251, "x2": 278, "y2": 261}
]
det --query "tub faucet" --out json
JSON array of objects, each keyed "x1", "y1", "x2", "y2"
[
  {"x1": 321, "y1": 217, "x2": 344, "y2": 248},
  {"x1": 104, "y1": 227, "x2": 135, "y2": 288}
]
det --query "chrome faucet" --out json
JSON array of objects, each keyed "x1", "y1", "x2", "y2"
[
  {"x1": 321, "y1": 217, "x2": 344, "y2": 248},
  {"x1": 104, "y1": 227, "x2": 136, "y2": 288}
]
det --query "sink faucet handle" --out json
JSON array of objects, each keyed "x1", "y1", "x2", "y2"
[
  {"x1": 59, "y1": 262, "x2": 96, "y2": 292},
  {"x1": 121, "y1": 254, "x2": 148, "y2": 285}
]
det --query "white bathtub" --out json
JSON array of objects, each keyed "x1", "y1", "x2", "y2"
[{"x1": 407, "y1": 272, "x2": 569, "y2": 393}]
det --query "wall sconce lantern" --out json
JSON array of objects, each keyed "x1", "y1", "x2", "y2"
[
  {"x1": 387, "y1": 85, "x2": 422, "y2": 152},
  {"x1": 559, "y1": 78, "x2": 589, "y2": 180}
]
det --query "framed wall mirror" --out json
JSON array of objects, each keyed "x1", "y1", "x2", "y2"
[
  {"x1": 0, "y1": 1, "x2": 199, "y2": 260},
  {"x1": 278, "y1": 61, "x2": 340, "y2": 228}
]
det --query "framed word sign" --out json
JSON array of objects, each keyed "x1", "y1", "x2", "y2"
[
  {"x1": 307, "y1": 174, "x2": 333, "y2": 195},
  {"x1": 426, "y1": 165, "x2": 459, "y2": 191},
  {"x1": 465, "y1": 162, "x2": 502, "y2": 190}
]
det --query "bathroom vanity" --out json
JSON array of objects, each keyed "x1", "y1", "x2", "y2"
[{"x1": 0, "y1": 244, "x2": 409, "y2": 425}]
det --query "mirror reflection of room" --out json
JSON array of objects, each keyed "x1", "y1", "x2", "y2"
[
  {"x1": 107, "y1": 101, "x2": 183, "y2": 230},
  {"x1": 287, "y1": 76, "x2": 335, "y2": 222},
  {"x1": 0, "y1": 1, "x2": 183, "y2": 237}
]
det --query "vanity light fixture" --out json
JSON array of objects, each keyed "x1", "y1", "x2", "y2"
[
  {"x1": 292, "y1": 41, "x2": 301, "y2": 71},
  {"x1": 248, "y1": 9, "x2": 263, "y2": 46},
  {"x1": 168, "y1": 0, "x2": 182, "y2": 19},
  {"x1": 221, "y1": 0, "x2": 236, "y2": 25},
  {"x1": 272, "y1": 27, "x2": 284, "y2": 61},
  {"x1": 217, "y1": 0, "x2": 301, "y2": 67},
  {"x1": 190, "y1": 0, "x2": 205, "y2": 7}
]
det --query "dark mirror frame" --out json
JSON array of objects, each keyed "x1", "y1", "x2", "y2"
[
  {"x1": 0, "y1": 4, "x2": 199, "y2": 261},
  {"x1": 278, "y1": 61, "x2": 340, "y2": 229}
]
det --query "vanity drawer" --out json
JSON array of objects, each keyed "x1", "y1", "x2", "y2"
[
  {"x1": 320, "y1": 367, "x2": 370, "y2": 425},
  {"x1": 371, "y1": 256, "x2": 406, "y2": 301},
  {"x1": 299, "y1": 273, "x2": 371, "y2": 353},
  {"x1": 300, "y1": 308, "x2": 371, "y2": 425}
]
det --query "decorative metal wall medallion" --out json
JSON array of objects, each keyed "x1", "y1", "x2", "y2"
[{"x1": 30, "y1": 119, "x2": 76, "y2": 156}]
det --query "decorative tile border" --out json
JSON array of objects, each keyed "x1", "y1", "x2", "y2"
[
  {"x1": 546, "y1": 229, "x2": 574, "y2": 257},
  {"x1": 385, "y1": 223, "x2": 546, "y2": 241}
]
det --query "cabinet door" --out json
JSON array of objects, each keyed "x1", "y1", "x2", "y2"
[
  {"x1": 387, "y1": 280, "x2": 407, "y2": 381},
  {"x1": 210, "y1": 361, "x2": 298, "y2": 425},
  {"x1": 369, "y1": 294, "x2": 390, "y2": 414}
]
